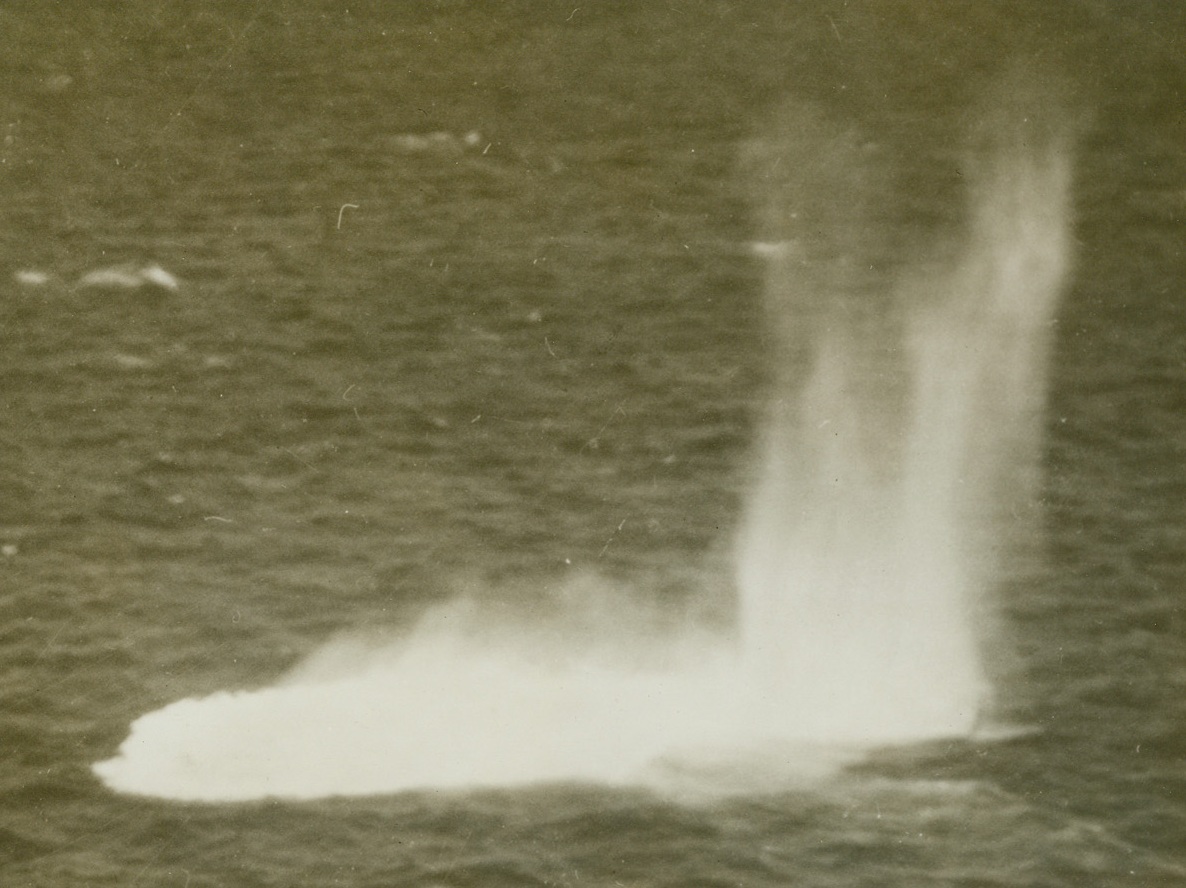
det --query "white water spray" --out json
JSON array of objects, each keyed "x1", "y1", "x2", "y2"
[
  {"x1": 738, "y1": 92, "x2": 1073, "y2": 743},
  {"x1": 94, "y1": 85, "x2": 1073, "y2": 802}
]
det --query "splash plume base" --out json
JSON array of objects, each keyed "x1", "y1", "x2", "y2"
[{"x1": 92, "y1": 600, "x2": 978, "y2": 803}]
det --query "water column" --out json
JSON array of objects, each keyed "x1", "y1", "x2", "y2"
[{"x1": 737, "y1": 80, "x2": 1074, "y2": 743}]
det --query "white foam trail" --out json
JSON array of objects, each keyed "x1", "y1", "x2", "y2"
[
  {"x1": 94, "y1": 83, "x2": 1073, "y2": 802},
  {"x1": 94, "y1": 600, "x2": 803, "y2": 801}
]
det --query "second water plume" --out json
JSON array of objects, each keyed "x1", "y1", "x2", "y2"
[{"x1": 738, "y1": 81, "x2": 1075, "y2": 743}]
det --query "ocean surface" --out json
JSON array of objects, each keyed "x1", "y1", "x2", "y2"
[{"x1": 3, "y1": 3, "x2": 1186, "y2": 885}]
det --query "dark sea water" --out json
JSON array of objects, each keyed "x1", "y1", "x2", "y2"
[{"x1": 3, "y1": 2, "x2": 1186, "y2": 885}]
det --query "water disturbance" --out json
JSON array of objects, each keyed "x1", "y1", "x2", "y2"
[{"x1": 93, "y1": 81, "x2": 1074, "y2": 803}]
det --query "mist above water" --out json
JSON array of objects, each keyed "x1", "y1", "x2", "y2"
[{"x1": 94, "y1": 82, "x2": 1074, "y2": 803}]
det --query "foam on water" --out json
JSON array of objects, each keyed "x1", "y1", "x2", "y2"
[
  {"x1": 95, "y1": 590, "x2": 873, "y2": 801},
  {"x1": 92, "y1": 602, "x2": 738, "y2": 800},
  {"x1": 94, "y1": 81, "x2": 1074, "y2": 802}
]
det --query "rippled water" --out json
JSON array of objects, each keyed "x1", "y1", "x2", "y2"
[{"x1": 3, "y1": 3, "x2": 1186, "y2": 885}]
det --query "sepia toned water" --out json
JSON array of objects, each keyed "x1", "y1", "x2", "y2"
[{"x1": 3, "y1": 3, "x2": 1186, "y2": 885}]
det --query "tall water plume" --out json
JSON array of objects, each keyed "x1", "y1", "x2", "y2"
[
  {"x1": 93, "y1": 76, "x2": 1074, "y2": 802},
  {"x1": 737, "y1": 79, "x2": 1074, "y2": 743}
]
